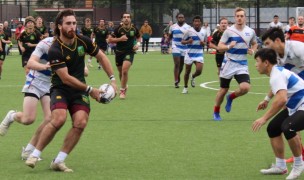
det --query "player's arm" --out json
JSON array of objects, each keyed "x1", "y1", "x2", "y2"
[
  {"x1": 95, "y1": 50, "x2": 118, "y2": 93},
  {"x1": 27, "y1": 54, "x2": 50, "y2": 71},
  {"x1": 256, "y1": 90, "x2": 274, "y2": 111},
  {"x1": 248, "y1": 40, "x2": 258, "y2": 55},
  {"x1": 217, "y1": 31, "x2": 236, "y2": 52},
  {"x1": 252, "y1": 89, "x2": 287, "y2": 132},
  {"x1": 18, "y1": 39, "x2": 25, "y2": 53}
]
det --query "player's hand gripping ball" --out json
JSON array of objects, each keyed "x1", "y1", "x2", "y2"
[{"x1": 99, "y1": 84, "x2": 115, "y2": 104}]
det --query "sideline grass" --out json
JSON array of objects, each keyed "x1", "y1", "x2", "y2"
[{"x1": 0, "y1": 52, "x2": 292, "y2": 180}]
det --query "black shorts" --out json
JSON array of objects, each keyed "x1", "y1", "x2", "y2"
[
  {"x1": 215, "y1": 54, "x2": 224, "y2": 68},
  {"x1": 115, "y1": 52, "x2": 135, "y2": 67},
  {"x1": 50, "y1": 86, "x2": 90, "y2": 115},
  {"x1": 0, "y1": 52, "x2": 6, "y2": 61},
  {"x1": 220, "y1": 74, "x2": 250, "y2": 88},
  {"x1": 21, "y1": 56, "x2": 30, "y2": 67},
  {"x1": 97, "y1": 43, "x2": 108, "y2": 52}
]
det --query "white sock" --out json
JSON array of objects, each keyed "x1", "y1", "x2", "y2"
[
  {"x1": 10, "y1": 112, "x2": 16, "y2": 122},
  {"x1": 54, "y1": 151, "x2": 68, "y2": 163},
  {"x1": 294, "y1": 155, "x2": 303, "y2": 166},
  {"x1": 31, "y1": 149, "x2": 41, "y2": 158},
  {"x1": 276, "y1": 157, "x2": 287, "y2": 169},
  {"x1": 24, "y1": 143, "x2": 35, "y2": 152}
]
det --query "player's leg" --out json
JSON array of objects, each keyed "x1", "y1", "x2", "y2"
[
  {"x1": 281, "y1": 110, "x2": 304, "y2": 179},
  {"x1": 182, "y1": 63, "x2": 192, "y2": 94},
  {"x1": 213, "y1": 77, "x2": 231, "y2": 121},
  {"x1": 225, "y1": 74, "x2": 250, "y2": 113},
  {"x1": 22, "y1": 95, "x2": 51, "y2": 160},
  {"x1": 0, "y1": 59, "x2": 3, "y2": 79},
  {"x1": 178, "y1": 55, "x2": 185, "y2": 84},
  {"x1": 191, "y1": 61, "x2": 203, "y2": 88},
  {"x1": 260, "y1": 109, "x2": 288, "y2": 175},
  {"x1": 119, "y1": 60, "x2": 132, "y2": 99},
  {"x1": 172, "y1": 55, "x2": 181, "y2": 88}
]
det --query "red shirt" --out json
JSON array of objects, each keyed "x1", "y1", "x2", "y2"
[{"x1": 15, "y1": 26, "x2": 24, "y2": 40}]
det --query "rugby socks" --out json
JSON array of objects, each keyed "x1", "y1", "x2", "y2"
[
  {"x1": 229, "y1": 92, "x2": 237, "y2": 100},
  {"x1": 32, "y1": 149, "x2": 41, "y2": 158},
  {"x1": 214, "y1": 106, "x2": 220, "y2": 113},
  {"x1": 54, "y1": 151, "x2": 68, "y2": 163},
  {"x1": 276, "y1": 157, "x2": 287, "y2": 169},
  {"x1": 24, "y1": 143, "x2": 35, "y2": 152},
  {"x1": 294, "y1": 155, "x2": 303, "y2": 166}
]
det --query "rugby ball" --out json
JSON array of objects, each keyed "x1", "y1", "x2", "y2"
[{"x1": 99, "y1": 84, "x2": 115, "y2": 104}]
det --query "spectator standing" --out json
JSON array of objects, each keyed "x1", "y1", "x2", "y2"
[
  {"x1": 139, "y1": 20, "x2": 152, "y2": 54},
  {"x1": 15, "y1": 21, "x2": 24, "y2": 55},
  {"x1": 269, "y1": 15, "x2": 284, "y2": 29}
]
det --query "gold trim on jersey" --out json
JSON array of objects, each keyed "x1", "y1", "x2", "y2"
[{"x1": 118, "y1": 24, "x2": 136, "y2": 33}]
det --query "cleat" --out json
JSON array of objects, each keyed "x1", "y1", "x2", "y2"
[
  {"x1": 50, "y1": 160, "x2": 73, "y2": 172},
  {"x1": 25, "y1": 155, "x2": 39, "y2": 168},
  {"x1": 174, "y1": 81, "x2": 179, "y2": 88},
  {"x1": 260, "y1": 164, "x2": 288, "y2": 175},
  {"x1": 225, "y1": 94, "x2": 233, "y2": 112},
  {"x1": 0, "y1": 110, "x2": 16, "y2": 136},
  {"x1": 213, "y1": 113, "x2": 222, "y2": 121},
  {"x1": 119, "y1": 89, "x2": 126, "y2": 99},
  {"x1": 190, "y1": 75, "x2": 195, "y2": 87},
  {"x1": 21, "y1": 147, "x2": 33, "y2": 160},
  {"x1": 286, "y1": 164, "x2": 304, "y2": 179},
  {"x1": 182, "y1": 88, "x2": 188, "y2": 94}
]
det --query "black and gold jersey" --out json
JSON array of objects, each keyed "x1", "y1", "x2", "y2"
[
  {"x1": 19, "y1": 29, "x2": 42, "y2": 56},
  {"x1": 0, "y1": 31, "x2": 8, "y2": 53},
  {"x1": 93, "y1": 27, "x2": 108, "y2": 45},
  {"x1": 81, "y1": 27, "x2": 94, "y2": 38},
  {"x1": 35, "y1": 25, "x2": 47, "y2": 35},
  {"x1": 112, "y1": 24, "x2": 140, "y2": 53},
  {"x1": 48, "y1": 35, "x2": 99, "y2": 88}
]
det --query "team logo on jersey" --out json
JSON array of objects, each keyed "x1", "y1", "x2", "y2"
[
  {"x1": 30, "y1": 35, "x2": 35, "y2": 40},
  {"x1": 77, "y1": 46, "x2": 85, "y2": 56},
  {"x1": 66, "y1": 55, "x2": 71, "y2": 61},
  {"x1": 130, "y1": 31, "x2": 134, "y2": 37},
  {"x1": 245, "y1": 32, "x2": 250, "y2": 36},
  {"x1": 82, "y1": 95, "x2": 90, "y2": 104},
  {"x1": 102, "y1": 31, "x2": 105, "y2": 34},
  {"x1": 56, "y1": 96, "x2": 62, "y2": 99}
]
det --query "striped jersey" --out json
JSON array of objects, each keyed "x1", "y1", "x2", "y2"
[
  {"x1": 220, "y1": 25, "x2": 256, "y2": 65},
  {"x1": 169, "y1": 23, "x2": 191, "y2": 50},
  {"x1": 183, "y1": 27, "x2": 207, "y2": 61},
  {"x1": 27, "y1": 37, "x2": 53, "y2": 83},
  {"x1": 270, "y1": 65, "x2": 304, "y2": 115},
  {"x1": 277, "y1": 40, "x2": 304, "y2": 79}
]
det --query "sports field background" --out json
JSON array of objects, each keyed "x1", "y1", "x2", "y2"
[{"x1": 0, "y1": 52, "x2": 294, "y2": 179}]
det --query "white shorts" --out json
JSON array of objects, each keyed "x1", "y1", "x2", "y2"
[
  {"x1": 184, "y1": 53, "x2": 204, "y2": 65},
  {"x1": 22, "y1": 76, "x2": 51, "y2": 99},
  {"x1": 171, "y1": 47, "x2": 186, "y2": 57},
  {"x1": 220, "y1": 60, "x2": 249, "y2": 79}
]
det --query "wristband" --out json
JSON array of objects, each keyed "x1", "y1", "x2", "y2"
[
  {"x1": 227, "y1": 45, "x2": 230, "y2": 50},
  {"x1": 109, "y1": 75, "x2": 115, "y2": 81},
  {"x1": 136, "y1": 42, "x2": 140, "y2": 46},
  {"x1": 251, "y1": 49, "x2": 255, "y2": 54},
  {"x1": 86, "y1": 86, "x2": 93, "y2": 94},
  {"x1": 264, "y1": 95, "x2": 271, "y2": 102}
]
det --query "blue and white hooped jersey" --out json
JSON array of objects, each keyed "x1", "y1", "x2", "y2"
[
  {"x1": 169, "y1": 23, "x2": 191, "y2": 50},
  {"x1": 27, "y1": 37, "x2": 53, "y2": 83},
  {"x1": 277, "y1": 40, "x2": 304, "y2": 80},
  {"x1": 183, "y1": 27, "x2": 207, "y2": 61},
  {"x1": 270, "y1": 65, "x2": 304, "y2": 115},
  {"x1": 220, "y1": 25, "x2": 256, "y2": 65}
]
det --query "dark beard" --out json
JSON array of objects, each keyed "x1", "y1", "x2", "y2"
[
  {"x1": 62, "y1": 30, "x2": 75, "y2": 39},
  {"x1": 178, "y1": 22, "x2": 184, "y2": 26}
]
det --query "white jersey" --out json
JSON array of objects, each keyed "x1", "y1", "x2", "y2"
[
  {"x1": 28, "y1": 37, "x2": 53, "y2": 82},
  {"x1": 22, "y1": 37, "x2": 53, "y2": 98},
  {"x1": 277, "y1": 40, "x2": 304, "y2": 79},
  {"x1": 270, "y1": 65, "x2": 304, "y2": 115},
  {"x1": 183, "y1": 27, "x2": 206, "y2": 63},
  {"x1": 220, "y1": 25, "x2": 256, "y2": 65},
  {"x1": 269, "y1": 21, "x2": 283, "y2": 29},
  {"x1": 169, "y1": 23, "x2": 191, "y2": 51}
]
